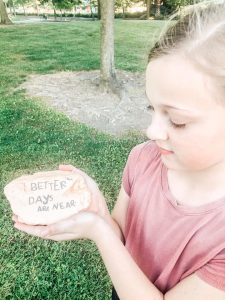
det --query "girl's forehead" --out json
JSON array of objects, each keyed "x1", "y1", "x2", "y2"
[
  {"x1": 146, "y1": 55, "x2": 204, "y2": 81},
  {"x1": 145, "y1": 55, "x2": 219, "y2": 112}
]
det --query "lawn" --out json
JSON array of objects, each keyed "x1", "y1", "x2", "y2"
[{"x1": 0, "y1": 19, "x2": 164, "y2": 299}]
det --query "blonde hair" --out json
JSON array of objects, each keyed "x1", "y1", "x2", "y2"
[{"x1": 148, "y1": 0, "x2": 225, "y2": 100}]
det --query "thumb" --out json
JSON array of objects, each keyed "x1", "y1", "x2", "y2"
[{"x1": 58, "y1": 164, "x2": 78, "y2": 172}]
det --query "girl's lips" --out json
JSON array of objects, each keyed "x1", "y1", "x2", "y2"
[{"x1": 158, "y1": 147, "x2": 174, "y2": 155}]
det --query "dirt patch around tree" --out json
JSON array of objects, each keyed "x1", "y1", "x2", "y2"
[{"x1": 20, "y1": 70, "x2": 152, "y2": 136}]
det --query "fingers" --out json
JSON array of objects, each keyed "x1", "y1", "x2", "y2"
[
  {"x1": 12, "y1": 211, "x2": 81, "y2": 240},
  {"x1": 13, "y1": 220, "x2": 67, "y2": 240},
  {"x1": 58, "y1": 164, "x2": 77, "y2": 171},
  {"x1": 12, "y1": 214, "x2": 19, "y2": 222},
  {"x1": 14, "y1": 222, "x2": 49, "y2": 238},
  {"x1": 58, "y1": 164, "x2": 85, "y2": 176},
  {"x1": 12, "y1": 214, "x2": 50, "y2": 238},
  {"x1": 13, "y1": 212, "x2": 98, "y2": 241}
]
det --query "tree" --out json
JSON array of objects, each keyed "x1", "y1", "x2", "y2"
[
  {"x1": 34, "y1": 0, "x2": 40, "y2": 16},
  {"x1": 164, "y1": 0, "x2": 196, "y2": 11},
  {"x1": 155, "y1": 0, "x2": 161, "y2": 17},
  {"x1": 99, "y1": 0, "x2": 117, "y2": 91},
  {"x1": 53, "y1": 0, "x2": 74, "y2": 19},
  {"x1": 89, "y1": 0, "x2": 97, "y2": 19},
  {"x1": 39, "y1": 0, "x2": 80, "y2": 20},
  {"x1": 0, "y1": 0, "x2": 12, "y2": 24},
  {"x1": 97, "y1": 0, "x2": 100, "y2": 19},
  {"x1": 7, "y1": 0, "x2": 16, "y2": 16},
  {"x1": 115, "y1": 0, "x2": 132, "y2": 19},
  {"x1": 14, "y1": 0, "x2": 32, "y2": 15},
  {"x1": 146, "y1": 0, "x2": 151, "y2": 19}
]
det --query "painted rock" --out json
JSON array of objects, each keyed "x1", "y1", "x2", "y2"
[{"x1": 4, "y1": 170, "x2": 91, "y2": 225}]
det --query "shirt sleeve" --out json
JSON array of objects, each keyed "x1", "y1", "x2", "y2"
[
  {"x1": 195, "y1": 248, "x2": 225, "y2": 291},
  {"x1": 122, "y1": 143, "x2": 147, "y2": 197}
]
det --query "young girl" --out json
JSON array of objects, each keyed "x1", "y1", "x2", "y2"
[{"x1": 13, "y1": 1, "x2": 225, "y2": 299}]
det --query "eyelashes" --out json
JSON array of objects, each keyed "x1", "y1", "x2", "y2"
[
  {"x1": 148, "y1": 105, "x2": 186, "y2": 130},
  {"x1": 169, "y1": 120, "x2": 186, "y2": 129}
]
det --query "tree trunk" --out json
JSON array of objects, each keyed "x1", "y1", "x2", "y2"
[
  {"x1": 22, "y1": 4, "x2": 26, "y2": 16},
  {"x1": 11, "y1": 0, "x2": 16, "y2": 16},
  {"x1": 0, "y1": 0, "x2": 12, "y2": 24},
  {"x1": 97, "y1": 0, "x2": 101, "y2": 20},
  {"x1": 35, "y1": 0, "x2": 39, "y2": 16},
  {"x1": 90, "y1": 0, "x2": 94, "y2": 20},
  {"x1": 146, "y1": 0, "x2": 151, "y2": 19},
  {"x1": 100, "y1": 0, "x2": 116, "y2": 91},
  {"x1": 53, "y1": 7, "x2": 57, "y2": 20},
  {"x1": 73, "y1": 6, "x2": 76, "y2": 18},
  {"x1": 155, "y1": 0, "x2": 161, "y2": 17},
  {"x1": 122, "y1": 6, "x2": 126, "y2": 19}
]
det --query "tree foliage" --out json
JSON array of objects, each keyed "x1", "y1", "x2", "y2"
[
  {"x1": 164, "y1": 0, "x2": 197, "y2": 10},
  {"x1": 115, "y1": 0, "x2": 141, "y2": 9},
  {"x1": 40, "y1": 0, "x2": 81, "y2": 11},
  {"x1": 13, "y1": 0, "x2": 32, "y2": 10},
  {"x1": 115, "y1": 0, "x2": 133, "y2": 9}
]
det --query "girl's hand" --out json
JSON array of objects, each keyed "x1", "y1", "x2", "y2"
[
  {"x1": 13, "y1": 211, "x2": 105, "y2": 242},
  {"x1": 58, "y1": 164, "x2": 110, "y2": 219},
  {"x1": 12, "y1": 164, "x2": 112, "y2": 242}
]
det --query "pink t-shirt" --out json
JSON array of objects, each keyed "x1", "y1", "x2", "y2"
[{"x1": 123, "y1": 141, "x2": 225, "y2": 294}]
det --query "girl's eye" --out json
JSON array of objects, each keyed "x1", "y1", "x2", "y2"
[
  {"x1": 147, "y1": 104, "x2": 186, "y2": 129},
  {"x1": 169, "y1": 120, "x2": 186, "y2": 129}
]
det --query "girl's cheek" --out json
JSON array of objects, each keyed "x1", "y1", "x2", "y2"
[{"x1": 168, "y1": 129, "x2": 187, "y2": 140}]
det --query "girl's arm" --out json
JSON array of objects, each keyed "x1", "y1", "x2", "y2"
[
  {"x1": 13, "y1": 175, "x2": 225, "y2": 300},
  {"x1": 13, "y1": 180, "x2": 162, "y2": 299},
  {"x1": 95, "y1": 215, "x2": 164, "y2": 300},
  {"x1": 165, "y1": 273, "x2": 225, "y2": 300},
  {"x1": 98, "y1": 185, "x2": 163, "y2": 300}
]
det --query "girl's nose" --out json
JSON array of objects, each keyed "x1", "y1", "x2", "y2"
[{"x1": 146, "y1": 114, "x2": 168, "y2": 141}]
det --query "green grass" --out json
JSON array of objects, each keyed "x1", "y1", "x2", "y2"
[{"x1": 0, "y1": 20, "x2": 164, "y2": 299}]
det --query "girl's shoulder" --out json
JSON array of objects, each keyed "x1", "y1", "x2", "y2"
[
  {"x1": 123, "y1": 141, "x2": 162, "y2": 197},
  {"x1": 127, "y1": 141, "x2": 161, "y2": 168}
]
